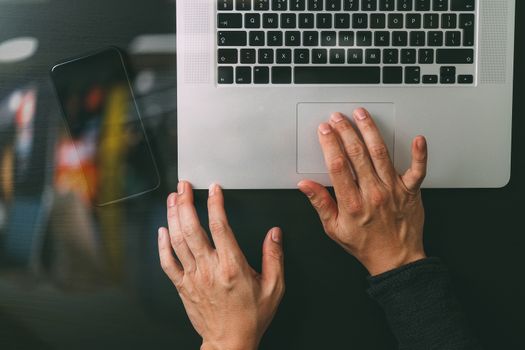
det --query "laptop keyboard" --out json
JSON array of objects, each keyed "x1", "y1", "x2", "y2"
[{"x1": 216, "y1": 0, "x2": 476, "y2": 85}]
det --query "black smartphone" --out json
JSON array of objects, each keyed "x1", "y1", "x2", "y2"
[{"x1": 51, "y1": 47, "x2": 160, "y2": 206}]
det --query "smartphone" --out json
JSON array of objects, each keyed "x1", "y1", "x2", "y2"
[{"x1": 51, "y1": 47, "x2": 160, "y2": 206}]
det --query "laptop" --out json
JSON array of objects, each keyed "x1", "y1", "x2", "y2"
[{"x1": 176, "y1": 0, "x2": 515, "y2": 189}]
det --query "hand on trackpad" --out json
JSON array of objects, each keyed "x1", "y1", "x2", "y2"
[{"x1": 297, "y1": 103, "x2": 395, "y2": 174}]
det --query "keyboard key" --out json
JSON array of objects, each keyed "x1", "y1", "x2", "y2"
[
  {"x1": 424, "y1": 14, "x2": 439, "y2": 28},
  {"x1": 281, "y1": 13, "x2": 296, "y2": 28},
  {"x1": 388, "y1": 14, "x2": 403, "y2": 28},
  {"x1": 290, "y1": 0, "x2": 306, "y2": 10},
  {"x1": 347, "y1": 49, "x2": 364, "y2": 63},
  {"x1": 299, "y1": 13, "x2": 315, "y2": 28},
  {"x1": 406, "y1": 14, "x2": 422, "y2": 29},
  {"x1": 272, "y1": 0, "x2": 288, "y2": 10},
  {"x1": 322, "y1": 31, "x2": 338, "y2": 46},
  {"x1": 423, "y1": 74, "x2": 438, "y2": 84},
  {"x1": 312, "y1": 49, "x2": 328, "y2": 63},
  {"x1": 254, "y1": 66, "x2": 270, "y2": 84},
  {"x1": 445, "y1": 31, "x2": 461, "y2": 46},
  {"x1": 218, "y1": 0, "x2": 234, "y2": 10},
  {"x1": 317, "y1": 13, "x2": 332, "y2": 28},
  {"x1": 353, "y1": 13, "x2": 368, "y2": 28},
  {"x1": 339, "y1": 31, "x2": 355, "y2": 46},
  {"x1": 459, "y1": 14, "x2": 475, "y2": 46},
  {"x1": 392, "y1": 31, "x2": 408, "y2": 46},
  {"x1": 303, "y1": 31, "x2": 319, "y2": 46},
  {"x1": 451, "y1": 0, "x2": 474, "y2": 11},
  {"x1": 410, "y1": 31, "x2": 425, "y2": 46},
  {"x1": 401, "y1": 48, "x2": 416, "y2": 63},
  {"x1": 330, "y1": 49, "x2": 346, "y2": 63},
  {"x1": 257, "y1": 50, "x2": 274, "y2": 64},
  {"x1": 295, "y1": 66, "x2": 380, "y2": 84},
  {"x1": 235, "y1": 0, "x2": 251, "y2": 10},
  {"x1": 383, "y1": 49, "x2": 399, "y2": 64},
  {"x1": 418, "y1": 48, "x2": 434, "y2": 63},
  {"x1": 436, "y1": 49, "x2": 474, "y2": 63},
  {"x1": 259, "y1": 49, "x2": 274, "y2": 63},
  {"x1": 263, "y1": 14, "x2": 279, "y2": 28},
  {"x1": 405, "y1": 66, "x2": 421, "y2": 84},
  {"x1": 383, "y1": 66, "x2": 402, "y2": 84},
  {"x1": 440, "y1": 66, "x2": 455, "y2": 84},
  {"x1": 294, "y1": 49, "x2": 310, "y2": 63},
  {"x1": 344, "y1": 0, "x2": 360, "y2": 10},
  {"x1": 218, "y1": 66, "x2": 234, "y2": 84},
  {"x1": 240, "y1": 48, "x2": 256, "y2": 63},
  {"x1": 428, "y1": 31, "x2": 443, "y2": 46},
  {"x1": 309, "y1": 0, "x2": 324, "y2": 10},
  {"x1": 397, "y1": 0, "x2": 412, "y2": 11},
  {"x1": 236, "y1": 66, "x2": 251, "y2": 84},
  {"x1": 365, "y1": 49, "x2": 381, "y2": 63},
  {"x1": 356, "y1": 31, "x2": 373, "y2": 46},
  {"x1": 441, "y1": 14, "x2": 457, "y2": 29},
  {"x1": 370, "y1": 14, "x2": 386, "y2": 28},
  {"x1": 249, "y1": 31, "x2": 265, "y2": 46},
  {"x1": 458, "y1": 74, "x2": 474, "y2": 84},
  {"x1": 374, "y1": 31, "x2": 390, "y2": 46},
  {"x1": 272, "y1": 67, "x2": 292, "y2": 83},
  {"x1": 285, "y1": 31, "x2": 301, "y2": 46},
  {"x1": 361, "y1": 0, "x2": 377, "y2": 11},
  {"x1": 267, "y1": 31, "x2": 283, "y2": 46},
  {"x1": 276, "y1": 49, "x2": 292, "y2": 63},
  {"x1": 218, "y1": 13, "x2": 242, "y2": 28},
  {"x1": 218, "y1": 49, "x2": 238, "y2": 64},
  {"x1": 433, "y1": 0, "x2": 448, "y2": 11},
  {"x1": 414, "y1": 0, "x2": 430, "y2": 11},
  {"x1": 326, "y1": 0, "x2": 342, "y2": 11},
  {"x1": 218, "y1": 31, "x2": 247, "y2": 46},
  {"x1": 254, "y1": 0, "x2": 270, "y2": 10},
  {"x1": 379, "y1": 0, "x2": 395, "y2": 11},
  {"x1": 245, "y1": 13, "x2": 261, "y2": 28},
  {"x1": 335, "y1": 14, "x2": 351, "y2": 28}
]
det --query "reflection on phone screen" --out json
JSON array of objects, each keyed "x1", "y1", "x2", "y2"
[{"x1": 51, "y1": 47, "x2": 160, "y2": 206}]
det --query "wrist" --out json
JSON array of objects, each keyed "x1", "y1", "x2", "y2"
[
  {"x1": 201, "y1": 339, "x2": 259, "y2": 350},
  {"x1": 366, "y1": 251, "x2": 427, "y2": 276}
]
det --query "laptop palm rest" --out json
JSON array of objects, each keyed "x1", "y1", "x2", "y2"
[{"x1": 297, "y1": 102, "x2": 395, "y2": 174}]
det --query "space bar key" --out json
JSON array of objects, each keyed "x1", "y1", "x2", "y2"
[{"x1": 294, "y1": 66, "x2": 381, "y2": 84}]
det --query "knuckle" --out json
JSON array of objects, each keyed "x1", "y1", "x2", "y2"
[
  {"x1": 265, "y1": 248, "x2": 283, "y2": 262},
  {"x1": 345, "y1": 143, "x2": 365, "y2": 159},
  {"x1": 369, "y1": 144, "x2": 390, "y2": 160},
  {"x1": 170, "y1": 234, "x2": 185, "y2": 248},
  {"x1": 369, "y1": 189, "x2": 388, "y2": 207},
  {"x1": 341, "y1": 196, "x2": 364, "y2": 214},
  {"x1": 209, "y1": 220, "x2": 228, "y2": 235},
  {"x1": 327, "y1": 156, "x2": 348, "y2": 175},
  {"x1": 220, "y1": 262, "x2": 239, "y2": 285}
]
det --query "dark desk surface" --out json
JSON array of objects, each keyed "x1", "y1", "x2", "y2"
[{"x1": 0, "y1": 1, "x2": 524, "y2": 349}]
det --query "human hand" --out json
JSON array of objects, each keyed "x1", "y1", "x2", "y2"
[
  {"x1": 158, "y1": 181, "x2": 285, "y2": 350},
  {"x1": 298, "y1": 108, "x2": 428, "y2": 276}
]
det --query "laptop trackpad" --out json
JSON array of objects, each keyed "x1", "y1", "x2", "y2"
[{"x1": 297, "y1": 103, "x2": 395, "y2": 174}]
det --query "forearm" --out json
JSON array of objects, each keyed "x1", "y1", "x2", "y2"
[
  {"x1": 201, "y1": 342, "x2": 257, "y2": 350},
  {"x1": 367, "y1": 258, "x2": 482, "y2": 350}
]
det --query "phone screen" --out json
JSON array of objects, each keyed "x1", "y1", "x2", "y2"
[{"x1": 51, "y1": 47, "x2": 159, "y2": 206}]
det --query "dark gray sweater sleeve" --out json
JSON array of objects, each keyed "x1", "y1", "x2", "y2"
[{"x1": 367, "y1": 258, "x2": 482, "y2": 350}]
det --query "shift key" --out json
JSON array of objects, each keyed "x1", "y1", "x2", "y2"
[
  {"x1": 218, "y1": 31, "x2": 247, "y2": 46},
  {"x1": 436, "y1": 49, "x2": 474, "y2": 64}
]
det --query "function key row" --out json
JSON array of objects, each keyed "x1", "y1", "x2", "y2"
[
  {"x1": 218, "y1": 0, "x2": 475, "y2": 12},
  {"x1": 218, "y1": 65, "x2": 474, "y2": 84},
  {"x1": 218, "y1": 12, "x2": 475, "y2": 31}
]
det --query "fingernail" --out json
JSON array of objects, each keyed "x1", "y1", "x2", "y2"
[
  {"x1": 271, "y1": 228, "x2": 282, "y2": 244},
  {"x1": 416, "y1": 137, "x2": 426, "y2": 151},
  {"x1": 209, "y1": 183, "x2": 218, "y2": 197},
  {"x1": 330, "y1": 112, "x2": 344, "y2": 123},
  {"x1": 298, "y1": 183, "x2": 314, "y2": 198},
  {"x1": 178, "y1": 181, "x2": 185, "y2": 195},
  {"x1": 168, "y1": 193, "x2": 177, "y2": 207},
  {"x1": 319, "y1": 123, "x2": 332, "y2": 135},
  {"x1": 354, "y1": 108, "x2": 367, "y2": 121},
  {"x1": 158, "y1": 228, "x2": 163, "y2": 241}
]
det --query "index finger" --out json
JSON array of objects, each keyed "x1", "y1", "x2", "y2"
[{"x1": 207, "y1": 183, "x2": 245, "y2": 261}]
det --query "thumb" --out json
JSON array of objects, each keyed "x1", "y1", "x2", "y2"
[{"x1": 261, "y1": 227, "x2": 285, "y2": 294}]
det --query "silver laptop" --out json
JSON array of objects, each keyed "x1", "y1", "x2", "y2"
[{"x1": 176, "y1": 0, "x2": 515, "y2": 189}]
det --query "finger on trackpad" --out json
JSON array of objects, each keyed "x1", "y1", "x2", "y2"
[{"x1": 297, "y1": 103, "x2": 395, "y2": 174}]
